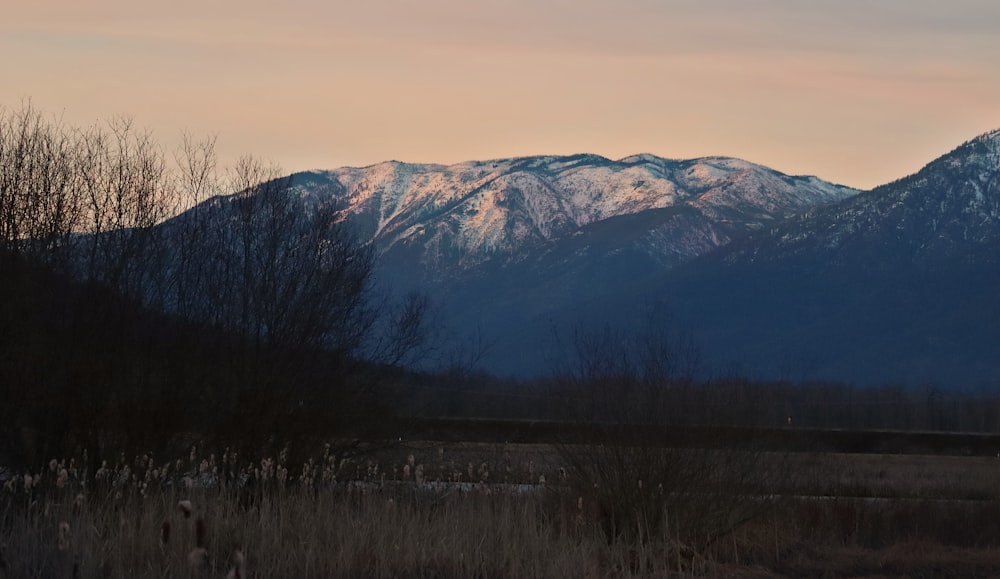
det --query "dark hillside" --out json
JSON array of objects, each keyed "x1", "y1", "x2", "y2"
[{"x1": 0, "y1": 252, "x2": 392, "y2": 470}]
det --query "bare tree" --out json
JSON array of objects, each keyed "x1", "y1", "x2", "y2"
[
  {"x1": 0, "y1": 103, "x2": 84, "y2": 268},
  {"x1": 552, "y1": 314, "x2": 777, "y2": 545},
  {"x1": 167, "y1": 154, "x2": 381, "y2": 359},
  {"x1": 73, "y1": 116, "x2": 173, "y2": 303},
  {"x1": 1, "y1": 101, "x2": 434, "y2": 464},
  {"x1": 168, "y1": 133, "x2": 221, "y2": 319}
]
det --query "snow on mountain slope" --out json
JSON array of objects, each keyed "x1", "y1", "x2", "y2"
[
  {"x1": 291, "y1": 154, "x2": 858, "y2": 274},
  {"x1": 649, "y1": 128, "x2": 1000, "y2": 387},
  {"x1": 717, "y1": 128, "x2": 1000, "y2": 268}
]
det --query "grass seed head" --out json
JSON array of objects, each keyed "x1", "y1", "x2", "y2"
[{"x1": 56, "y1": 468, "x2": 69, "y2": 489}]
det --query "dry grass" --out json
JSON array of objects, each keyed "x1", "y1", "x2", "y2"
[
  {"x1": 0, "y1": 447, "x2": 710, "y2": 578},
  {"x1": 785, "y1": 452, "x2": 1000, "y2": 500},
  {"x1": 372, "y1": 442, "x2": 1000, "y2": 502},
  {"x1": 5, "y1": 445, "x2": 1000, "y2": 578}
]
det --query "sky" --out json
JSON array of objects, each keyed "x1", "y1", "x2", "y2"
[{"x1": 4, "y1": 0, "x2": 1000, "y2": 190}]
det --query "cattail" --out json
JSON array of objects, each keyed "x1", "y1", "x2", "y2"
[
  {"x1": 57, "y1": 521, "x2": 71, "y2": 552},
  {"x1": 178, "y1": 500, "x2": 193, "y2": 518},
  {"x1": 195, "y1": 516, "x2": 206, "y2": 549},
  {"x1": 0, "y1": 542, "x2": 8, "y2": 570},
  {"x1": 188, "y1": 516, "x2": 209, "y2": 569},
  {"x1": 161, "y1": 521, "x2": 171, "y2": 546},
  {"x1": 225, "y1": 550, "x2": 245, "y2": 579},
  {"x1": 187, "y1": 547, "x2": 208, "y2": 569}
]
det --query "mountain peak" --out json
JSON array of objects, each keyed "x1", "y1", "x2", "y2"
[
  {"x1": 975, "y1": 127, "x2": 1000, "y2": 144},
  {"x1": 617, "y1": 153, "x2": 664, "y2": 164},
  {"x1": 291, "y1": 153, "x2": 858, "y2": 280},
  {"x1": 725, "y1": 127, "x2": 1000, "y2": 270},
  {"x1": 941, "y1": 128, "x2": 1000, "y2": 171}
]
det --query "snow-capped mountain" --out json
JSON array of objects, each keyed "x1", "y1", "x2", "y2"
[
  {"x1": 282, "y1": 153, "x2": 859, "y2": 377},
  {"x1": 722, "y1": 128, "x2": 1000, "y2": 268},
  {"x1": 290, "y1": 154, "x2": 857, "y2": 279},
  {"x1": 646, "y1": 129, "x2": 1000, "y2": 387},
  {"x1": 188, "y1": 130, "x2": 1000, "y2": 387}
]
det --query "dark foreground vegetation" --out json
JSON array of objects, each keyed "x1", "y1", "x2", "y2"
[
  {"x1": 0, "y1": 102, "x2": 429, "y2": 472},
  {"x1": 5, "y1": 102, "x2": 1000, "y2": 577},
  {"x1": 5, "y1": 444, "x2": 1000, "y2": 578}
]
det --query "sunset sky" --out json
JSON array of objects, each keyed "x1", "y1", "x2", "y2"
[{"x1": 4, "y1": 0, "x2": 1000, "y2": 189}]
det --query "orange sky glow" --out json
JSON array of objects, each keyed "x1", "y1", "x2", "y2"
[{"x1": 4, "y1": 0, "x2": 1000, "y2": 189}]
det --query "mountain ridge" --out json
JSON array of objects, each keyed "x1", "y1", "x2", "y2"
[
  {"x1": 228, "y1": 129, "x2": 1000, "y2": 386},
  {"x1": 640, "y1": 127, "x2": 1000, "y2": 386},
  {"x1": 711, "y1": 126, "x2": 1000, "y2": 270},
  {"x1": 290, "y1": 152, "x2": 858, "y2": 281}
]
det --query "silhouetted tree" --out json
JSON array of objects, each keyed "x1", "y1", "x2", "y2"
[{"x1": 0, "y1": 102, "x2": 431, "y2": 465}]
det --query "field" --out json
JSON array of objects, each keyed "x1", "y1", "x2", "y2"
[{"x1": 5, "y1": 434, "x2": 1000, "y2": 578}]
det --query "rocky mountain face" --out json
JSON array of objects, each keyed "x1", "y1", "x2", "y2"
[
  {"x1": 724, "y1": 129, "x2": 1000, "y2": 268},
  {"x1": 290, "y1": 154, "x2": 857, "y2": 281}
]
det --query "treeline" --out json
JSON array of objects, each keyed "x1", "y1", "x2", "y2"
[
  {"x1": 399, "y1": 376, "x2": 1000, "y2": 433},
  {"x1": 0, "y1": 103, "x2": 427, "y2": 469},
  {"x1": 394, "y1": 321, "x2": 1000, "y2": 434}
]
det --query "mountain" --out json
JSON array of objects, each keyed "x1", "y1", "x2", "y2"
[
  {"x1": 287, "y1": 154, "x2": 858, "y2": 374},
  {"x1": 291, "y1": 155, "x2": 855, "y2": 282},
  {"x1": 721, "y1": 128, "x2": 1000, "y2": 268},
  {"x1": 168, "y1": 130, "x2": 1000, "y2": 387},
  {"x1": 641, "y1": 129, "x2": 1000, "y2": 387}
]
